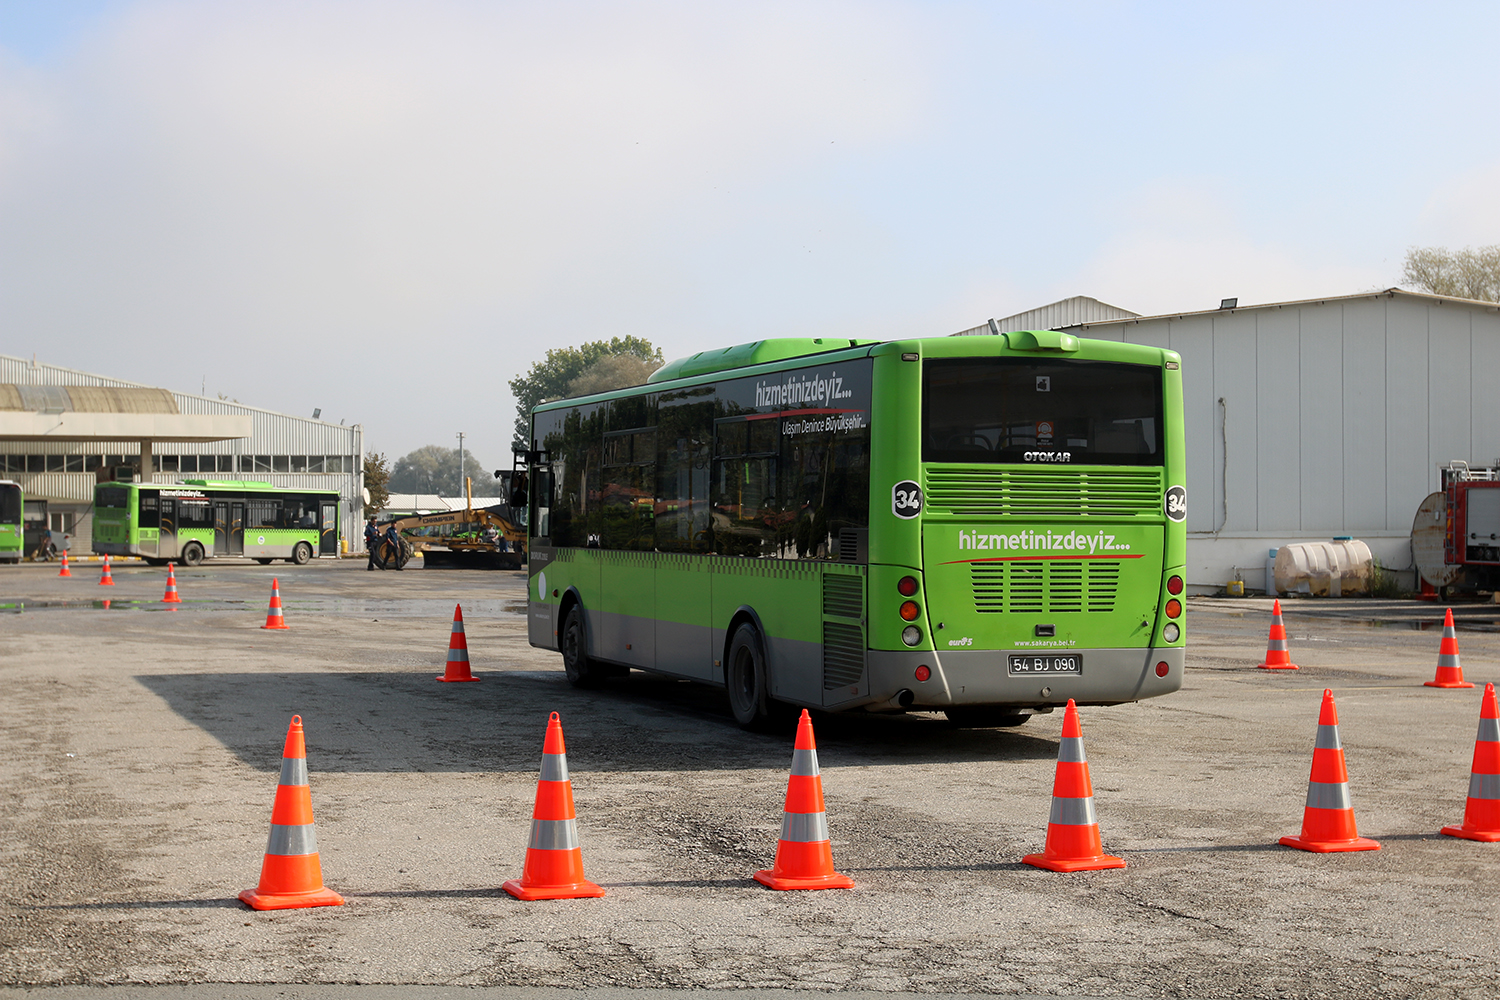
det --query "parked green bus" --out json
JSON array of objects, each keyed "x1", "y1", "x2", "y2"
[
  {"x1": 523, "y1": 331, "x2": 1187, "y2": 728},
  {"x1": 0, "y1": 480, "x2": 21, "y2": 564},
  {"x1": 92, "y1": 480, "x2": 341, "y2": 567}
]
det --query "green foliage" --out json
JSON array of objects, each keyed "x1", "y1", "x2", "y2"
[
  {"x1": 508, "y1": 336, "x2": 663, "y2": 446},
  {"x1": 389, "y1": 445, "x2": 490, "y2": 496},
  {"x1": 1367, "y1": 557, "x2": 1404, "y2": 599},
  {"x1": 363, "y1": 453, "x2": 390, "y2": 518},
  {"x1": 1402, "y1": 245, "x2": 1500, "y2": 303}
]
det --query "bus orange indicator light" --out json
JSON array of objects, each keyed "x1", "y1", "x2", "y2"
[
  {"x1": 1167, "y1": 575, "x2": 1184, "y2": 595},
  {"x1": 1166, "y1": 599, "x2": 1181, "y2": 618},
  {"x1": 1155, "y1": 661, "x2": 1169, "y2": 677},
  {"x1": 899, "y1": 601, "x2": 920, "y2": 621},
  {"x1": 914, "y1": 664, "x2": 931, "y2": 682},
  {"x1": 897, "y1": 576, "x2": 918, "y2": 597}
]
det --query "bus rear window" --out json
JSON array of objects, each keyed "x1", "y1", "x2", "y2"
[
  {"x1": 97, "y1": 487, "x2": 130, "y2": 509},
  {"x1": 0, "y1": 485, "x2": 19, "y2": 523},
  {"x1": 924, "y1": 358, "x2": 1163, "y2": 466}
]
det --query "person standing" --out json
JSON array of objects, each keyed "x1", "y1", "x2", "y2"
[
  {"x1": 365, "y1": 518, "x2": 380, "y2": 570},
  {"x1": 383, "y1": 522, "x2": 404, "y2": 571}
]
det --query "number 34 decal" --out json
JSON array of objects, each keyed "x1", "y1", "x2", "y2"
[{"x1": 892, "y1": 480, "x2": 923, "y2": 519}]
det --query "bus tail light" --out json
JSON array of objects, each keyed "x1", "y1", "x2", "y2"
[
  {"x1": 899, "y1": 600, "x2": 920, "y2": 621},
  {"x1": 914, "y1": 664, "x2": 931, "y2": 682},
  {"x1": 1155, "y1": 661, "x2": 1170, "y2": 677},
  {"x1": 1167, "y1": 575, "x2": 1184, "y2": 595},
  {"x1": 901, "y1": 625, "x2": 922, "y2": 647},
  {"x1": 1166, "y1": 599, "x2": 1182, "y2": 618},
  {"x1": 897, "y1": 576, "x2": 919, "y2": 596},
  {"x1": 1163, "y1": 623, "x2": 1180, "y2": 643}
]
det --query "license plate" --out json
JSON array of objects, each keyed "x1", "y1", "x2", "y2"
[{"x1": 1007, "y1": 654, "x2": 1082, "y2": 676}]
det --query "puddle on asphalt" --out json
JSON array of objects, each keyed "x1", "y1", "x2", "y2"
[{"x1": 0, "y1": 597, "x2": 528, "y2": 618}]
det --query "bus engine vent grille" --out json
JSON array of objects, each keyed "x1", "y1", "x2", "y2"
[
  {"x1": 971, "y1": 561, "x2": 1121, "y2": 614},
  {"x1": 822, "y1": 621, "x2": 865, "y2": 689},
  {"x1": 822, "y1": 573, "x2": 864, "y2": 619},
  {"x1": 925, "y1": 468, "x2": 1164, "y2": 517}
]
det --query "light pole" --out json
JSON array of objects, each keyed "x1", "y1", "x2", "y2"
[{"x1": 456, "y1": 431, "x2": 464, "y2": 498}]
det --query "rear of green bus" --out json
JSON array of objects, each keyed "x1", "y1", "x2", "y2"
[
  {"x1": 864, "y1": 332, "x2": 1185, "y2": 712},
  {"x1": 0, "y1": 481, "x2": 21, "y2": 563}
]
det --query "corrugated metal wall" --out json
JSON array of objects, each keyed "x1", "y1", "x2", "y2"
[
  {"x1": 954, "y1": 296, "x2": 1140, "y2": 336},
  {"x1": 1073, "y1": 291, "x2": 1500, "y2": 588},
  {"x1": 0, "y1": 353, "x2": 367, "y2": 552}
]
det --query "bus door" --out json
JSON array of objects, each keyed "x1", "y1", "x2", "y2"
[
  {"x1": 158, "y1": 498, "x2": 178, "y2": 558},
  {"x1": 214, "y1": 502, "x2": 246, "y2": 555},
  {"x1": 319, "y1": 502, "x2": 338, "y2": 556}
]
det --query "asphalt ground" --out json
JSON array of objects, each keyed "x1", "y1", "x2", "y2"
[{"x1": 1, "y1": 560, "x2": 1498, "y2": 999}]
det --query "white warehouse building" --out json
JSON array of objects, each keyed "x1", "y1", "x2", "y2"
[
  {"x1": 968, "y1": 289, "x2": 1500, "y2": 593},
  {"x1": 0, "y1": 353, "x2": 365, "y2": 554}
]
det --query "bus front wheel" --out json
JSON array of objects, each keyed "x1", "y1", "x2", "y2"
[
  {"x1": 180, "y1": 543, "x2": 204, "y2": 568},
  {"x1": 561, "y1": 605, "x2": 604, "y2": 688},
  {"x1": 726, "y1": 623, "x2": 772, "y2": 729},
  {"x1": 290, "y1": 542, "x2": 312, "y2": 566}
]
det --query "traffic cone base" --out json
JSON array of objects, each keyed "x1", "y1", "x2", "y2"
[
  {"x1": 437, "y1": 603, "x2": 480, "y2": 682},
  {"x1": 239, "y1": 882, "x2": 346, "y2": 910},
  {"x1": 1424, "y1": 609, "x2": 1474, "y2": 688},
  {"x1": 504, "y1": 713, "x2": 605, "y2": 901},
  {"x1": 1439, "y1": 824, "x2": 1500, "y2": 843},
  {"x1": 1022, "y1": 851, "x2": 1127, "y2": 872},
  {"x1": 753, "y1": 710, "x2": 854, "y2": 891},
  {"x1": 1278, "y1": 832, "x2": 1381, "y2": 853},
  {"x1": 1257, "y1": 599, "x2": 1297, "y2": 669}
]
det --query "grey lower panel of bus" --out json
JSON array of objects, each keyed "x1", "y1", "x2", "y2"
[{"x1": 869, "y1": 646, "x2": 1185, "y2": 709}]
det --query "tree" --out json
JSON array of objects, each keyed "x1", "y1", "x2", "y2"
[
  {"x1": 508, "y1": 336, "x2": 663, "y2": 446},
  {"x1": 388, "y1": 445, "x2": 491, "y2": 496},
  {"x1": 1401, "y1": 245, "x2": 1500, "y2": 303},
  {"x1": 363, "y1": 453, "x2": 390, "y2": 519}
]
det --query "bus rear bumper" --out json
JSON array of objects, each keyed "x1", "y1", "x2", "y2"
[{"x1": 863, "y1": 646, "x2": 1185, "y2": 709}]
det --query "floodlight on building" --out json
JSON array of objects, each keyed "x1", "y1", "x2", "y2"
[
  {"x1": 1219, "y1": 298, "x2": 1238, "y2": 310},
  {"x1": 312, "y1": 408, "x2": 321, "y2": 420}
]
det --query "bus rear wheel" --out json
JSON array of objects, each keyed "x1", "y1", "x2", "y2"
[
  {"x1": 726, "y1": 623, "x2": 774, "y2": 730},
  {"x1": 561, "y1": 604, "x2": 604, "y2": 688},
  {"x1": 180, "y1": 543, "x2": 204, "y2": 568},
  {"x1": 290, "y1": 542, "x2": 312, "y2": 566},
  {"x1": 944, "y1": 707, "x2": 1030, "y2": 728}
]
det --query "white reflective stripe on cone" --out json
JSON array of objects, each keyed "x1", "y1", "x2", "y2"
[
  {"x1": 266, "y1": 823, "x2": 318, "y2": 856},
  {"x1": 780, "y1": 811, "x2": 830, "y2": 843},
  {"x1": 1305, "y1": 781, "x2": 1353, "y2": 810},
  {"x1": 1057, "y1": 737, "x2": 1086, "y2": 763},
  {"x1": 1048, "y1": 796, "x2": 1098, "y2": 826},
  {"x1": 1314, "y1": 725, "x2": 1342, "y2": 750},
  {"x1": 1477, "y1": 718, "x2": 1500, "y2": 743},
  {"x1": 790, "y1": 748, "x2": 819, "y2": 776},
  {"x1": 278, "y1": 757, "x2": 309, "y2": 786},
  {"x1": 528, "y1": 817, "x2": 579, "y2": 851},
  {"x1": 1468, "y1": 773, "x2": 1500, "y2": 800},
  {"x1": 539, "y1": 753, "x2": 569, "y2": 782}
]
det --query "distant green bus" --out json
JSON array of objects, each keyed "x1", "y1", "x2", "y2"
[
  {"x1": 93, "y1": 480, "x2": 341, "y2": 567},
  {"x1": 524, "y1": 332, "x2": 1187, "y2": 728},
  {"x1": 0, "y1": 480, "x2": 21, "y2": 564}
]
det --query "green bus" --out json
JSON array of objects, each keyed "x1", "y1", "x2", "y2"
[
  {"x1": 524, "y1": 331, "x2": 1186, "y2": 728},
  {"x1": 0, "y1": 480, "x2": 21, "y2": 564},
  {"x1": 93, "y1": 480, "x2": 341, "y2": 567}
]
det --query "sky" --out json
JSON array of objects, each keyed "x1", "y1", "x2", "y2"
[{"x1": 2, "y1": 1, "x2": 1498, "y2": 473}]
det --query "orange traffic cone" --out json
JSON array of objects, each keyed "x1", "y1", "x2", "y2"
[
  {"x1": 754, "y1": 709, "x2": 854, "y2": 890},
  {"x1": 161, "y1": 564, "x2": 182, "y2": 604},
  {"x1": 1023, "y1": 699, "x2": 1126, "y2": 871},
  {"x1": 98, "y1": 555, "x2": 115, "y2": 587},
  {"x1": 58, "y1": 549, "x2": 71, "y2": 577},
  {"x1": 1440, "y1": 682, "x2": 1500, "y2": 842},
  {"x1": 239, "y1": 715, "x2": 344, "y2": 910},
  {"x1": 502, "y1": 713, "x2": 605, "y2": 900},
  {"x1": 1279, "y1": 689, "x2": 1380, "y2": 852},
  {"x1": 1256, "y1": 599, "x2": 1298, "y2": 670},
  {"x1": 436, "y1": 603, "x2": 479, "y2": 682},
  {"x1": 1424, "y1": 609, "x2": 1474, "y2": 688},
  {"x1": 261, "y1": 578, "x2": 289, "y2": 630}
]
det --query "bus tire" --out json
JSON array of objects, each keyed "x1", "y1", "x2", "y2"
[
  {"x1": 180, "y1": 543, "x2": 204, "y2": 567},
  {"x1": 561, "y1": 604, "x2": 604, "y2": 688},
  {"x1": 726, "y1": 623, "x2": 772, "y2": 729},
  {"x1": 291, "y1": 542, "x2": 312, "y2": 566},
  {"x1": 943, "y1": 707, "x2": 1030, "y2": 728}
]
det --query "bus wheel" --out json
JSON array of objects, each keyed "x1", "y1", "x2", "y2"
[
  {"x1": 561, "y1": 605, "x2": 603, "y2": 688},
  {"x1": 291, "y1": 542, "x2": 312, "y2": 566},
  {"x1": 180, "y1": 543, "x2": 204, "y2": 567},
  {"x1": 944, "y1": 707, "x2": 1030, "y2": 728},
  {"x1": 726, "y1": 623, "x2": 772, "y2": 729}
]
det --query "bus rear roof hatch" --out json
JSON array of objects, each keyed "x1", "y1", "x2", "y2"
[
  {"x1": 648, "y1": 338, "x2": 879, "y2": 384},
  {"x1": 1005, "y1": 330, "x2": 1081, "y2": 352}
]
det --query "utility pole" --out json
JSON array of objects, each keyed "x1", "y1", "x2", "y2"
[{"x1": 456, "y1": 431, "x2": 464, "y2": 497}]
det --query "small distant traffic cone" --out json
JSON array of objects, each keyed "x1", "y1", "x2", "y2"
[
  {"x1": 161, "y1": 564, "x2": 182, "y2": 604},
  {"x1": 754, "y1": 709, "x2": 854, "y2": 890},
  {"x1": 239, "y1": 715, "x2": 344, "y2": 910},
  {"x1": 261, "y1": 578, "x2": 289, "y2": 630},
  {"x1": 1440, "y1": 682, "x2": 1500, "y2": 842},
  {"x1": 1424, "y1": 609, "x2": 1474, "y2": 688},
  {"x1": 436, "y1": 603, "x2": 479, "y2": 682},
  {"x1": 1023, "y1": 699, "x2": 1126, "y2": 872},
  {"x1": 502, "y1": 713, "x2": 605, "y2": 900},
  {"x1": 1256, "y1": 599, "x2": 1298, "y2": 670},
  {"x1": 1279, "y1": 689, "x2": 1380, "y2": 853},
  {"x1": 57, "y1": 549, "x2": 71, "y2": 577},
  {"x1": 98, "y1": 555, "x2": 115, "y2": 587}
]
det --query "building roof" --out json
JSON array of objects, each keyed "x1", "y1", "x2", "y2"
[
  {"x1": 1066, "y1": 287, "x2": 1500, "y2": 331},
  {"x1": 953, "y1": 295, "x2": 1140, "y2": 336},
  {"x1": 0, "y1": 384, "x2": 179, "y2": 413}
]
